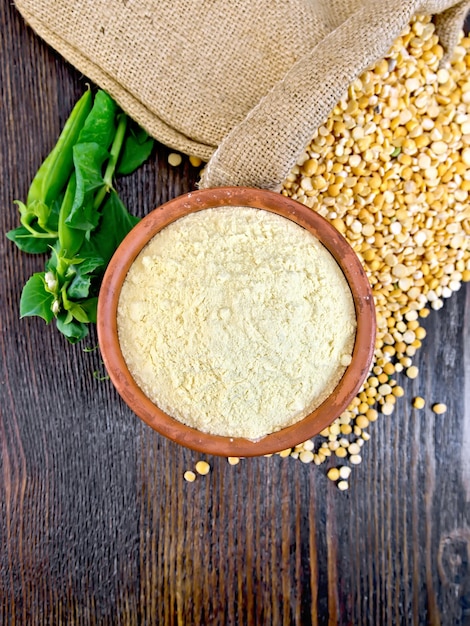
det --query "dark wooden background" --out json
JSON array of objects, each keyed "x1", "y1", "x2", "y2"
[{"x1": 1, "y1": 3, "x2": 469, "y2": 624}]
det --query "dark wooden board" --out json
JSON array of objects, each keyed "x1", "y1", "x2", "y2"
[{"x1": 1, "y1": 2, "x2": 469, "y2": 624}]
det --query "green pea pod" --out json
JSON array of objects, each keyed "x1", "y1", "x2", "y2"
[
  {"x1": 27, "y1": 89, "x2": 93, "y2": 207},
  {"x1": 57, "y1": 173, "x2": 85, "y2": 261}
]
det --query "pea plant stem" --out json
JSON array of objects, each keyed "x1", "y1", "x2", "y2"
[{"x1": 93, "y1": 113, "x2": 128, "y2": 211}]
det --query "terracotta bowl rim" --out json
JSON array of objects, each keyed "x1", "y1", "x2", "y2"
[{"x1": 97, "y1": 186, "x2": 376, "y2": 457}]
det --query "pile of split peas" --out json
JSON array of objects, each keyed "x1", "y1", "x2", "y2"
[{"x1": 175, "y1": 16, "x2": 469, "y2": 488}]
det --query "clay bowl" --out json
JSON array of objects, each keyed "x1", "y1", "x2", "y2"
[{"x1": 97, "y1": 187, "x2": 376, "y2": 457}]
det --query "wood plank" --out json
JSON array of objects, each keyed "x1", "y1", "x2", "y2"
[{"x1": 0, "y1": 1, "x2": 469, "y2": 624}]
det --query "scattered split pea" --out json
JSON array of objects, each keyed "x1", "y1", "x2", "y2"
[
  {"x1": 195, "y1": 461, "x2": 211, "y2": 475},
  {"x1": 189, "y1": 155, "x2": 202, "y2": 167},
  {"x1": 184, "y1": 471, "x2": 196, "y2": 483},
  {"x1": 413, "y1": 396, "x2": 426, "y2": 409},
  {"x1": 327, "y1": 467, "x2": 340, "y2": 481},
  {"x1": 168, "y1": 152, "x2": 183, "y2": 167}
]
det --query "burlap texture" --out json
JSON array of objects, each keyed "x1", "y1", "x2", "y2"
[{"x1": 14, "y1": 0, "x2": 470, "y2": 191}]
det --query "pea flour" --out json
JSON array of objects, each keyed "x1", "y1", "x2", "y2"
[{"x1": 117, "y1": 207, "x2": 356, "y2": 440}]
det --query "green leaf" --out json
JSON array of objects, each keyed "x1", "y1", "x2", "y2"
[
  {"x1": 117, "y1": 122, "x2": 154, "y2": 175},
  {"x1": 67, "y1": 141, "x2": 109, "y2": 231},
  {"x1": 19, "y1": 273, "x2": 55, "y2": 322},
  {"x1": 67, "y1": 303, "x2": 92, "y2": 324},
  {"x1": 76, "y1": 90, "x2": 117, "y2": 149},
  {"x1": 6, "y1": 226, "x2": 55, "y2": 253},
  {"x1": 73, "y1": 255, "x2": 105, "y2": 274},
  {"x1": 89, "y1": 190, "x2": 139, "y2": 266},
  {"x1": 64, "y1": 255, "x2": 105, "y2": 299},
  {"x1": 81, "y1": 297, "x2": 98, "y2": 324},
  {"x1": 67, "y1": 272, "x2": 92, "y2": 300},
  {"x1": 56, "y1": 313, "x2": 89, "y2": 343}
]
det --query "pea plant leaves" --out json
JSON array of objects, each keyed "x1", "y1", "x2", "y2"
[
  {"x1": 89, "y1": 190, "x2": 140, "y2": 267},
  {"x1": 7, "y1": 88, "x2": 155, "y2": 343},
  {"x1": 117, "y1": 122, "x2": 154, "y2": 175},
  {"x1": 19, "y1": 273, "x2": 55, "y2": 323}
]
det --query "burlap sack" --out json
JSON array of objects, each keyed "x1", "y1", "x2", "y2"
[{"x1": 14, "y1": 0, "x2": 470, "y2": 191}]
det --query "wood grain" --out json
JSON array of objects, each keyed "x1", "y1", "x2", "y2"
[{"x1": 1, "y1": 2, "x2": 469, "y2": 624}]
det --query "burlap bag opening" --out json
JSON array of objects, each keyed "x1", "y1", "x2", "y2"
[{"x1": 14, "y1": 0, "x2": 470, "y2": 191}]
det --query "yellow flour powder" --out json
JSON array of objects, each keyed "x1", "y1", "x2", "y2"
[{"x1": 117, "y1": 207, "x2": 356, "y2": 440}]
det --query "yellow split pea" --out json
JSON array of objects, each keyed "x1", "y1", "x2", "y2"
[{"x1": 195, "y1": 461, "x2": 211, "y2": 475}]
